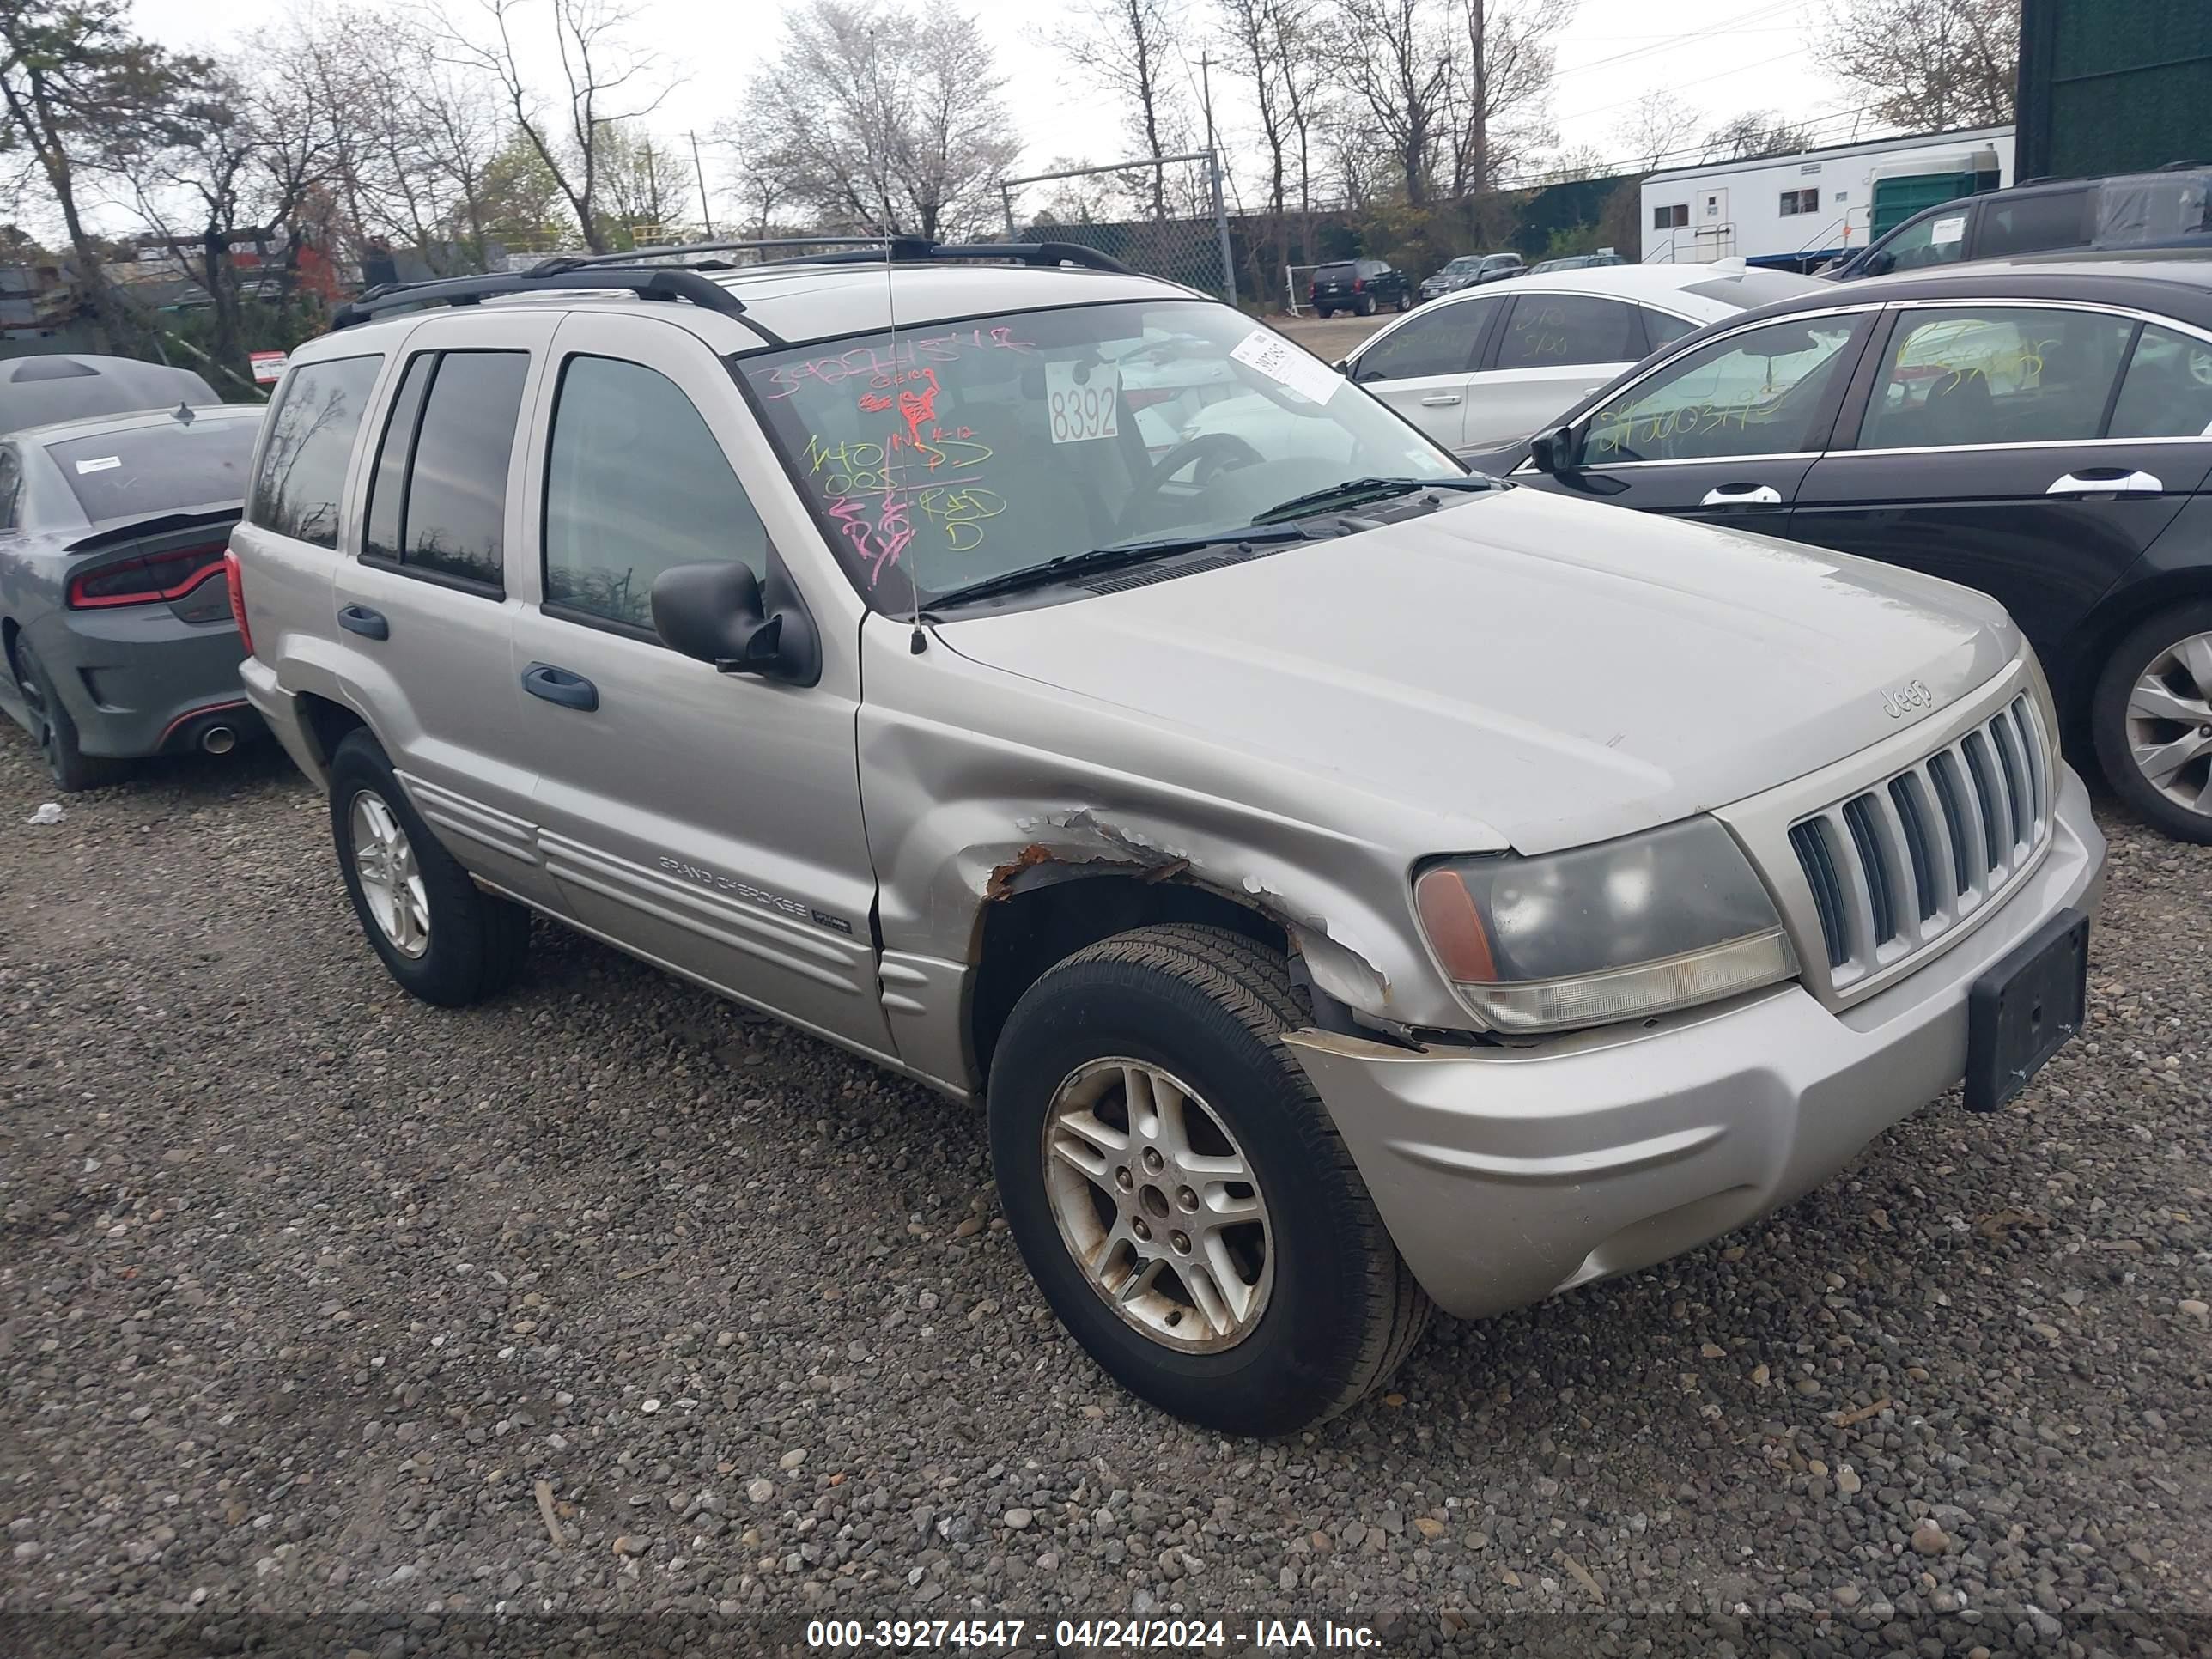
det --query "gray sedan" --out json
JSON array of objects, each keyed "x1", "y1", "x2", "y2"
[{"x1": 0, "y1": 403, "x2": 264, "y2": 790}]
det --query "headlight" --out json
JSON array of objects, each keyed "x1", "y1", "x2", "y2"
[{"x1": 1413, "y1": 817, "x2": 1798, "y2": 1034}]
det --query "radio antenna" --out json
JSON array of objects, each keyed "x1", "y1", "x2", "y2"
[{"x1": 884, "y1": 226, "x2": 927, "y2": 656}]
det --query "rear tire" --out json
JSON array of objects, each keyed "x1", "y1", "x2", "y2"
[
  {"x1": 13, "y1": 638, "x2": 122, "y2": 793},
  {"x1": 1358, "y1": 294, "x2": 1376, "y2": 316},
  {"x1": 328, "y1": 729, "x2": 532, "y2": 1005},
  {"x1": 988, "y1": 923, "x2": 1431, "y2": 1435},
  {"x1": 1316, "y1": 306, "x2": 1333, "y2": 319},
  {"x1": 2092, "y1": 600, "x2": 2212, "y2": 843}
]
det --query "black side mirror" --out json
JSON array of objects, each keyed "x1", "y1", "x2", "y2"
[
  {"x1": 1528, "y1": 424, "x2": 1578, "y2": 475},
  {"x1": 1865, "y1": 249, "x2": 1895, "y2": 276},
  {"x1": 651, "y1": 560, "x2": 821, "y2": 686},
  {"x1": 1333, "y1": 357, "x2": 1351, "y2": 375}
]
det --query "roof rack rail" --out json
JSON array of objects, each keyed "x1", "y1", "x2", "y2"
[
  {"x1": 530, "y1": 236, "x2": 1136, "y2": 278},
  {"x1": 527, "y1": 235, "x2": 933, "y2": 276},
  {"x1": 327, "y1": 266, "x2": 760, "y2": 333}
]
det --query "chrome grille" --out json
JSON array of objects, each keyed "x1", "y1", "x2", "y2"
[{"x1": 1788, "y1": 695, "x2": 2053, "y2": 989}]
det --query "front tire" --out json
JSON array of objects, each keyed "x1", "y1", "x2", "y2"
[
  {"x1": 2092, "y1": 601, "x2": 2212, "y2": 842},
  {"x1": 1395, "y1": 290, "x2": 1412, "y2": 312},
  {"x1": 328, "y1": 729, "x2": 531, "y2": 1004},
  {"x1": 988, "y1": 924, "x2": 1431, "y2": 1434},
  {"x1": 13, "y1": 638, "x2": 121, "y2": 793}
]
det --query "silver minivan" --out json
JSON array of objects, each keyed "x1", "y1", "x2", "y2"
[{"x1": 232, "y1": 245, "x2": 2105, "y2": 1434}]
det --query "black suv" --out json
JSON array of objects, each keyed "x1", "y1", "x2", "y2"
[
  {"x1": 1829, "y1": 165, "x2": 2212, "y2": 280},
  {"x1": 1310, "y1": 258, "x2": 1412, "y2": 318}
]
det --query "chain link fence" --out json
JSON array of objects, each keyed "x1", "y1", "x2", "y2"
[{"x1": 999, "y1": 153, "x2": 1238, "y2": 305}]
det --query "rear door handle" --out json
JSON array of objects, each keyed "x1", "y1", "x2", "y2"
[
  {"x1": 1699, "y1": 483, "x2": 1784, "y2": 506},
  {"x1": 1419, "y1": 393, "x2": 1462, "y2": 406},
  {"x1": 521, "y1": 661, "x2": 599, "y2": 712},
  {"x1": 337, "y1": 604, "x2": 388, "y2": 640},
  {"x1": 2047, "y1": 469, "x2": 2162, "y2": 495}
]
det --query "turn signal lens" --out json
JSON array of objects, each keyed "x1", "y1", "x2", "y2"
[{"x1": 222, "y1": 549, "x2": 254, "y2": 656}]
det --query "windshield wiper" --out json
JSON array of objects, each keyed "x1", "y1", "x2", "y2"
[
  {"x1": 1249, "y1": 473, "x2": 1503, "y2": 525},
  {"x1": 924, "y1": 526, "x2": 1313, "y2": 611}
]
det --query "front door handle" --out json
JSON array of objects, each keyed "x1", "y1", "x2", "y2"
[
  {"x1": 1419, "y1": 393, "x2": 1463, "y2": 406},
  {"x1": 2047, "y1": 469, "x2": 2163, "y2": 496},
  {"x1": 521, "y1": 661, "x2": 599, "y2": 712},
  {"x1": 337, "y1": 604, "x2": 388, "y2": 640},
  {"x1": 1700, "y1": 483, "x2": 1784, "y2": 506}
]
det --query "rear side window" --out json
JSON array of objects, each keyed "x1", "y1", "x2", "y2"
[
  {"x1": 2108, "y1": 324, "x2": 2212, "y2": 439},
  {"x1": 1354, "y1": 295, "x2": 1499, "y2": 381},
  {"x1": 0, "y1": 447, "x2": 20, "y2": 531},
  {"x1": 248, "y1": 354, "x2": 381, "y2": 549},
  {"x1": 1976, "y1": 191, "x2": 2087, "y2": 258},
  {"x1": 1642, "y1": 307, "x2": 1698, "y2": 349},
  {"x1": 543, "y1": 355, "x2": 769, "y2": 630},
  {"x1": 362, "y1": 349, "x2": 528, "y2": 592},
  {"x1": 48, "y1": 418, "x2": 258, "y2": 523},
  {"x1": 1494, "y1": 295, "x2": 1638, "y2": 369},
  {"x1": 1857, "y1": 306, "x2": 2135, "y2": 449}
]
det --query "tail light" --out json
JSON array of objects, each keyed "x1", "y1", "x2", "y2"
[
  {"x1": 67, "y1": 542, "x2": 228, "y2": 609},
  {"x1": 223, "y1": 550, "x2": 254, "y2": 656},
  {"x1": 1352, "y1": 276, "x2": 1365, "y2": 291}
]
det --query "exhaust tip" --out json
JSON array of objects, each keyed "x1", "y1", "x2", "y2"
[{"x1": 200, "y1": 724, "x2": 236, "y2": 756}]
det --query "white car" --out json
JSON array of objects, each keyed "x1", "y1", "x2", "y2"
[{"x1": 1340, "y1": 261, "x2": 1827, "y2": 451}]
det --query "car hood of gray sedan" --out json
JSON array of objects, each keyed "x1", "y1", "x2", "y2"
[{"x1": 935, "y1": 486, "x2": 2020, "y2": 856}]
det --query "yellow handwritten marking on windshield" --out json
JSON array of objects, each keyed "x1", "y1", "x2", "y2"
[{"x1": 916, "y1": 485, "x2": 1006, "y2": 550}]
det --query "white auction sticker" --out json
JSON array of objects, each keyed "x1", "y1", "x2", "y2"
[
  {"x1": 75, "y1": 456, "x2": 121, "y2": 474},
  {"x1": 1045, "y1": 360, "x2": 1120, "y2": 443},
  {"x1": 1929, "y1": 214, "x2": 1966, "y2": 246},
  {"x1": 1230, "y1": 329, "x2": 1340, "y2": 405}
]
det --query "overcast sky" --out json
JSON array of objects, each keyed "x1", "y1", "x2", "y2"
[{"x1": 117, "y1": 0, "x2": 1852, "y2": 222}]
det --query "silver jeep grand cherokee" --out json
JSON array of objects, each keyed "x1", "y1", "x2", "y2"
[{"x1": 231, "y1": 241, "x2": 2105, "y2": 1434}]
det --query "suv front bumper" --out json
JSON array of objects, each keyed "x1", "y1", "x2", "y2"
[{"x1": 1285, "y1": 766, "x2": 2105, "y2": 1322}]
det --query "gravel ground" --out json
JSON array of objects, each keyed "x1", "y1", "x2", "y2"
[{"x1": 2, "y1": 725, "x2": 2209, "y2": 1657}]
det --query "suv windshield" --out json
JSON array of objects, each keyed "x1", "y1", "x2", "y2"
[
  {"x1": 47, "y1": 416, "x2": 258, "y2": 523},
  {"x1": 739, "y1": 300, "x2": 1461, "y2": 604}
]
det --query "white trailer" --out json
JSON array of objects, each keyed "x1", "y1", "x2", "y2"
[{"x1": 1641, "y1": 126, "x2": 2015, "y2": 270}]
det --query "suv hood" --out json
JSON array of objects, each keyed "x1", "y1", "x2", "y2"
[{"x1": 936, "y1": 487, "x2": 2018, "y2": 856}]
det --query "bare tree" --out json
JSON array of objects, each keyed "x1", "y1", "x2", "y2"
[
  {"x1": 129, "y1": 62, "x2": 343, "y2": 383},
  {"x1": 1443, "y1": 0, "x2": 1569, "y2": 198},
  {"x1": 1339, "y1": 0, "x2": 1455, "y2": 205},
  {"x1": 595, "y1": 120, "x2": 692, "y2": 242},
  {"x1": 725, "y1": 0, "x2": 1018, "y2": 241},
  {"x1": 1613, "y1": 89, "x2": 1702, "y2": 173},
  {"x1": 1054, "y1": 0, "x2": 1188, "y2": 220},
  {"x1": 441, "y1": 0, "x2": 670, "y2": 252},
  {"x1": 1817, "y1": 0, "x2": 2018, "y2": 130},
  {"x1": 1700, "y1": 110, "x2": 1820, "y2": 164}
]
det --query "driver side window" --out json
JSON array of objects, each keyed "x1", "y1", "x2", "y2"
[
  {"x1": 1585, "y1": 315, "x2": 1869, "y2": 464},
  {"x1": 1882, "y1": 209, "x2": 1970, "y2": 271},
  {"x1": 1353, "y1": 296, "x2": 1496, "y2": 383}
]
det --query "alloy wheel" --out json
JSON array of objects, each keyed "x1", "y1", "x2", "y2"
[
  {"x1": 1040, "y1": 1058, "x2": 1273, "y2": 1352},
  {"x1": 349, "y1": 789, "x2": 431, "y2": 958},
  {"x1": 2124, "y1": 629, "x2": 2212, "y2": 817}
]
